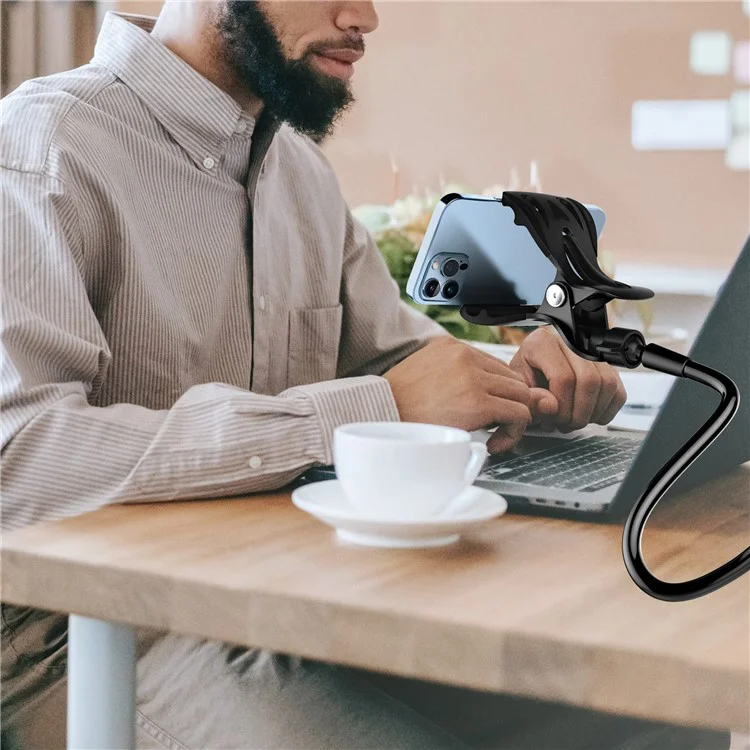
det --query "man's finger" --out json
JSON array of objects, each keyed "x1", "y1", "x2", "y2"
[
  {"x1": 485, "y1": 402, "x2": 531, "y2": 453},
  {"x1": 589, "y1": 363, "x2": 621, "y2": 424},
  {"x1": 595, "y1": 375, "x2": 628, "y2": 425},
  {"x1": 507, "y1": 354, "x2": 537, "y2": 389},
  {"x1": 474, "y1": 348, "x2": 528, "y2": 383},
  {"x1": 483, "y1": 372, "x2": 532, "y2": 406},
  {"x1": 487, "y1": 428, "x2": 520, "y2": 454},
  {"x1": 484, "y1": 396, "x2": 531, "y2": 441},
  {"x1": 519, "y1": 334, "x2": 576, "y2": 426},
  {"x1": 567, "y1": 356, "x2": 603, "y2": 429},
  {"x1": 529, "y1": 387, "x2": 558, "y2": 421}
]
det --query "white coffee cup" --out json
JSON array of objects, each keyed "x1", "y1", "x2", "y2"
[{"x1": 333, "y1": 422, "x2": 488, "y2": 520}]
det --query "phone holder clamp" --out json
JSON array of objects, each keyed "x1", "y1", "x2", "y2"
[
  {"x1": 460, "y1": 191, "x2": 654, "y2": 368},
  {"x1": 457, "y1": 191, "x2": 746, "y2": 602}
]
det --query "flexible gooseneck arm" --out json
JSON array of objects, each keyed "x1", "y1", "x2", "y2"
[
  {"x1": 622, "y1": 350, "x2": 747, "y2": 601},
  {"x1": 458, "y1": 191, "x2": 749, "y2": 601}
]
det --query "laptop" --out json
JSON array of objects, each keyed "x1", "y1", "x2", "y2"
[
  {"x1": 476, "y1": 238, "x2": 749, "y2": 521},
  {"x1": 298, "y1": 239, "x2": 749, "y2": 522}
]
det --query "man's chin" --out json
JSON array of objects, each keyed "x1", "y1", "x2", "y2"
[
  {"x1": 297, "y1": 55, "x2": 353, "y2": 92},
  {"x1": 240, "y1": 56, "x2": 353, "y2": 140}
]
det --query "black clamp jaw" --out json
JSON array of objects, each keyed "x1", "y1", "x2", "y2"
[{"x1": 460, "y1": 191, "x2": 654, "y2": 368}]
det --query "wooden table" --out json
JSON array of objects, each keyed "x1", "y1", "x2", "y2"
[{"x1": 2, "y1": 465, "x2": 748, "y2": 748}]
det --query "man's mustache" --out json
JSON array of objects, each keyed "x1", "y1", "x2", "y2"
[{"x1": 306, "y1": 35, "x2": 365, "y2": 57}]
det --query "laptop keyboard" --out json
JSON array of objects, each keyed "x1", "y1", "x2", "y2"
[{"x1": 481, "y1": 435, "x2": 642, "y2": 492}]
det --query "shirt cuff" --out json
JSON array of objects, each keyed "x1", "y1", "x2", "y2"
[{"x1": 286, "y1": 375, "x2": 399, "y2": 464}]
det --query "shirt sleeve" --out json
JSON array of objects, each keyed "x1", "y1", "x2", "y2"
[
  {"x1": 1, "y1": 169, "x2": 398, "y2": 531},
  {"x1": 337, "y1": 209, "x2": 447, "y2": 379}
]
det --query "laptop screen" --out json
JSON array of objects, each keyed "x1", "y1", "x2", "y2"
[{"x1": 611, "y1": 240, "x2": 750, "y2": 518}]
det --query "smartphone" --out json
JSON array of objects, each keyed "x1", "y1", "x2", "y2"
[{"x1": 406, "y1": 194, "x2": 606, "y2": 308}]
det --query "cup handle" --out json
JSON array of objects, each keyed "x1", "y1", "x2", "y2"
[
  {"x1": 463, "y1": 442, "x2": 488, "y2": 485},
  {"x1": 439, "y1": 442, "x2": 489, "y2": 517}
]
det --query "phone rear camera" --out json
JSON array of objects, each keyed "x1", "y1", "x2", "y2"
[
  {"x1": 443, "y1": 281, "x2": 460, "y2": 299},
  {"x1": 422, "y1": 278, "x2": 440, "y2": 298},
  {"x1": 442, "y1": 259, "x2": 460, "y2": 277}
]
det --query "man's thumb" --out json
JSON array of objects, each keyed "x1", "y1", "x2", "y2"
[{"x1": 530, "y1": 388, "x2": 558, "y2": 416}]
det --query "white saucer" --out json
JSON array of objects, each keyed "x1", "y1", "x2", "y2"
[{"x1": 291, "y1": 480, "x2": 507, "y2": 548}]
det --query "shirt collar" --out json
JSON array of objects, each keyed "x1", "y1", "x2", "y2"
[{"x1": 92, "y1": 12, "x2": 257, "y2": 170}]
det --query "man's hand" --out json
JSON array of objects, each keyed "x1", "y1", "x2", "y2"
[
  {"x1": 383, "y1": 337, "x2": 535, "y2": 453},
  {"x1": 510, "y1": 327, "x2": 627, "y2": 432}
]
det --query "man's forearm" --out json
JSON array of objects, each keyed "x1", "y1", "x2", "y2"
[{"x1": 1, "y1": 377, "x2": 398, "y2": 531}]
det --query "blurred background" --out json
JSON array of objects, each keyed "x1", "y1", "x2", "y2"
[{"x1": 2, "y1": 0, "x2": 748, "y2": 345}]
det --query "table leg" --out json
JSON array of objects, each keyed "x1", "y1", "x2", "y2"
[{"x1": 67, "y1": 615, "x2": 136, "y2": 750}]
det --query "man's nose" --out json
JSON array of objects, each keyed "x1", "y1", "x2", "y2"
[{"x1": 335, "y1": 1, "x2": 379, "y2": 35}]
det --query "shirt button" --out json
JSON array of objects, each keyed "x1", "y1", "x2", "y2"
[
  {"x1": 235, "y1": 120, "x2": 247, "y2": 134},
  {"x1": 248, "y1": 456, "x2": 263, "y2": 470},
  {"x1": 258, "y1": 295, "x2": 266, "y2": 311},
  {"x1": 203, "y1": 156, "x2": 215, "y2": 169}
]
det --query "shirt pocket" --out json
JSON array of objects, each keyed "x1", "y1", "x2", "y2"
[{"x1": 287, "y1": 305, "x2": 343, "y2": 388}]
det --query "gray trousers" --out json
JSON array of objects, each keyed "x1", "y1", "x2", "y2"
[{"x1": 1, "y1": 606, "x2": 730, "y2": 750}]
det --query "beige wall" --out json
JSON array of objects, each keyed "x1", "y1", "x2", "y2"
[
  {"x1": 108, "y1": 2, "x2": 749, "y2": 268},
  {"x1": 325, "y1": 1, "x2": 748, "y2": 269}
]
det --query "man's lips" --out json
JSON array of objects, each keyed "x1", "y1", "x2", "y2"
[
  {"x1": 310, "y1": 48, "x2": 364, "y2": 80},
  {"x1": 317, "y1": 48, "x2": 363, "y2": 64}
]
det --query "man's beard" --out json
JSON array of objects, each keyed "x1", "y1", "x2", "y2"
[{"x1": 216, "y1": 1, "x2": 357, "y2": 141}]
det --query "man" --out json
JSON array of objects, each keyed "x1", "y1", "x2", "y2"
[{"x1": 0, "y1": 2, "x2": 728, "y2": 748}]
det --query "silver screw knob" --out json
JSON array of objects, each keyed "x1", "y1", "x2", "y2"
[{"x1": 545, "y1": 284, "x2": 567, "y2": 308}]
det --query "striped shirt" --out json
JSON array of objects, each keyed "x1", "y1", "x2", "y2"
[{"x1": 0, "y1": 12, "x2": 441, "y2": 531}]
